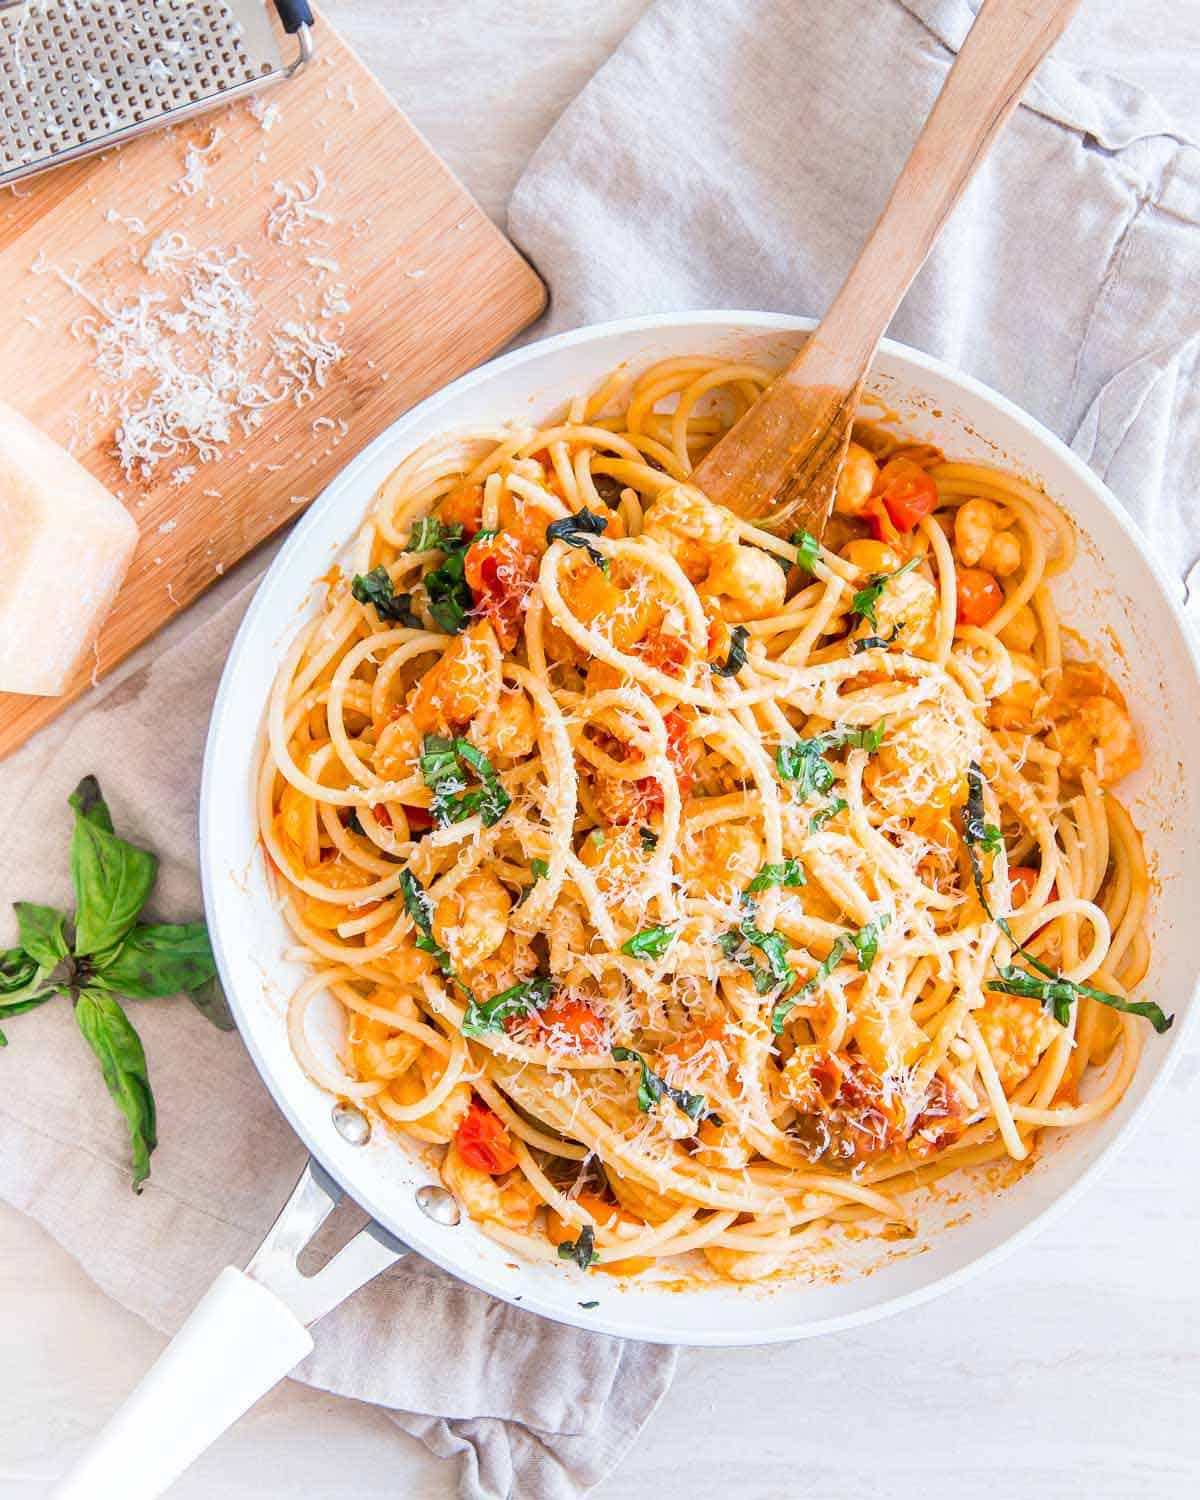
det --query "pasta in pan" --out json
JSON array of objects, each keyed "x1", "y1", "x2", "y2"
[{"x1": 259, "y1": 355, "x2": 1171, "y2": 1284}]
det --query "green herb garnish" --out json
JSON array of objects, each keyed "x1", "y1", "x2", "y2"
[
  {"x1": 850, "y1": 557, "x2": 919, "y2": 631},
  {"x1": 420, "y1": 528, "x2": 496, "y2": 635},
  {"x1": 775, "y1": 721, "x2": 886, "y2": 798},
  {"x1": 419, "y1": 734, "x2": 510, "y2": 828},
  {"x1": 960, "y1": 760, "x2": 1002, "y2": 910},
  {"x1": 546, "y1": 507, "x2": 610, "y2": 572},
  {"x1": 638, "y1": 826, "x2": 658, "y2": 853},
  {"x1": 808, "y1": 797, "x2": 847, "y2": 833},
  {"x1": 611, "y1": 1045, "x2": 711, "y2": 1122},
  {"x1": 620, "y1": 925, "x2": 676, "y2": 960},
  {"x1": 851, "y1": 624, "x2": 903, "y2": 654},
  {"x1": 711, "y1": 624, "x2": 749, "y2": 678},
  {"x1": 0, "y1": 776, "x2": 223, "y2": 1189},
  {"x1": 718, "y1": 916, "x2": 794, "y2": 995},
  {"x1": 770, "y1": 937, "x2": 848, "y2": 1035},
  {"x1": 849, "y1": 912, "x2": 891, "y2": 971},
  {"x1": 462, "y1": 976, "x2": 554, "y2": 1037},
  {"x1": 747, "y1": 859, "x2": 807, "y2": 893},
  {"x1": 987, "y1": 949, "x2": 1172, "y2": 1035},
  {"x1": 408, "y1": 516, "x2": 464, "y2": 552},
  {"x1": 791, "y1": 530, "x2": 820, "y2": 575},
  {"x1": 558, "y1": 1223, "x2": 599, "y2": 1269},
  {"x1": 399, "y1": 868, "x2": 453, "y2": 976},
  {"x1": 350, "y1": 566, "x2": 421, "y2": 626}
]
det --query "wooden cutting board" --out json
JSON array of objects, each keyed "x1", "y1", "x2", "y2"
[{"x1": 0, "y1": 11, "x2": 544, "y2": 760}]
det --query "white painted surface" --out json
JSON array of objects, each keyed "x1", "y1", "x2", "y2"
[{"x1": 5, "y1": 1, "x2": 1200, "y2": 1496}]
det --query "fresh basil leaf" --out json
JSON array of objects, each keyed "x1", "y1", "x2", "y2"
[
  {"x1": 791, "y1": 530, "x2": 820, "y2": 576},
  {"x1": 409, "y1": 516, "x2": 464, "y2": 552},
  {"x1": 611, "y1": 1045, "x2": 710, "y2": 1122},
  {"x1": 530, "y1": 857, "x2": 550, "y2": 881},
  {"x1": 850, "y1": 912, "x2": 891, "y2": 971},
  {"x1": 68, "y1": 775, "x2": 114, "y2": 833},
  {"x1": 14, "y1": 903, "x2": 70, "y2": 970},
  {"x1": 960, "y1": 761, "x2": 1003, "y2": 912},
  {"x1": 186, "y1": 974, "x2": 236, "y2": 1032},
  {"x1": 0, "y1": 945, "x2": 41, "y2": 995},
  {"x1": 557, "y1": 1223, "x2": 599, "y2": 1270},
  {"x1": 350, "y1": 566, "x2": 421, "y2": 626},
  {"x1": 850, "y1": 557, "x2": 919, "y2": 631},
  {"x1": 776, "y1": 722, "x2": 886, "y2": 798},
  {"x1": 419, "y1": 735, "x2": 510, "y2": 828},
  {"x1": 93, "y1": 922, "x2": 217, "y2": 999},
  {"x1": 578, "y1": 1299, "x2": 600, "y2": 1309},
  {"x1": 399, "y1": 869, "x2": 454, "y2": 976},
  {"x1": 638, "y1": 826, "x2": 658, "y2": 852},
  {"x1": 620, "y1": 925, "x2": 676, "y2": 960},
  {"x1": 851, "y1": 623, "x2": 903, "y2": 654},
  {"x1": 421, "y1": 531, "x2": 493, "y2": 636},
  {"x1": 461, "y1": 976, "x2": 554, "y2": 1037},
  {"x1": 74, "y1": 990, "x2": 157, "y2": 1190},
  {"x1": 747, "y1": 859, "x2": 806, "y2": 893},
  {"x1": 809, "y1": 797, "x2": 847, "y2": 833},
  {"x1": 67, "y1": 779, "x2": 158, "y2": 957},
  {"x1": 546, "y1": 507, "x2": 610, "y2": 571},
  {"x1": 719, "y1": 915, "x2": 794, "y2": 995},
  {"x1": 771, "y1": 937, "x2": 848, "y2": 1035},
  {"x1": 711, "y1": 625, "x2": 749, "y2": 678}
]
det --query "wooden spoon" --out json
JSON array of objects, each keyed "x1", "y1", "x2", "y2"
[{"x1": 691, "y1": 0, "x2": 1080, "y2": 534}]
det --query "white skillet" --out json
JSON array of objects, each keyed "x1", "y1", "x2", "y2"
[{"x1": 55, "y1": 312, "x2": 1200, "y2": 1499}]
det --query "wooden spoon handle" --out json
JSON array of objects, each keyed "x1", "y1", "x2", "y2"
[{"x1": 787, "y1": 0, "x2": 1080, "y2": 394}]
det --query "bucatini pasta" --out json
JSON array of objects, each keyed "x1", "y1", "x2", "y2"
[{"x1": 258, "y1": 355, "x2": 1171, "y2": 1284}]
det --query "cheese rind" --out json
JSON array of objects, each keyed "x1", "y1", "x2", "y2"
[{"x1": 0, "y1": 401, "x2": 138, "y2": 697}]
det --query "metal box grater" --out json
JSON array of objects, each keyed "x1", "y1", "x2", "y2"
[{"x1": 0, "y1": 0, "x2": 314, "y2": 188}]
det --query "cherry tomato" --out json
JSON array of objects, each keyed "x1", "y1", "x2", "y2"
[
  {"x1": 464, "y1": 531, "x2": 539, "y2": 649},
  {"x1": 524, "y1": 997, "x2": 608, "y2": 1053},
  {"x1": 634, "y1": 628, "x2": 689, "y2": 678},
  {"x1": 875, "y1": 457, "x2": 938, "y2": 533},
  {"x1": 400, "y1": 804, "x2": 432, "y2": 833},
  {"x1": 956, "y1": 567, "x2": 1004, "y2": 626},
  {"x1": 454, "y1": 1100, "x2": 518, "y2": 1175},
  {"x1": 1008, "y1": 865, "x2": 1039, "y2": 907}
]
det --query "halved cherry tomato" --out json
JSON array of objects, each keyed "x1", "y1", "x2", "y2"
[
  {"x1": 874, "y1": 456, "x2": 938, "y2": 533},
  {"x1": 956, "y1": 567, "x2": 1004, "y2": 626},
  {"x1": 630, "y1": 710, "x2": 696, "y2": 817},
  {"x1": 634, "y1": 628, "x2": 689, "y2": 678},
  {"x1": 400, "y1": 804, "x2": 432, "y2": 832},
  {"x1": 1008, "y1": 865, "x2": 1039, "y2": 907},
  {"x1": 454, "y1": 1100, "x2": 518, "y2": 1175},
  {"x1": 464, "y1": 530, "x2": 539, "y2": 649},
  {"x1": 521, "y1": 997, "x2": 609, "y2": 1053}
]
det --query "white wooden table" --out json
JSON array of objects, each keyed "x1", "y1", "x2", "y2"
[{"x1": 4, "y1": 2, "x2": 1200, "y2": 1496}]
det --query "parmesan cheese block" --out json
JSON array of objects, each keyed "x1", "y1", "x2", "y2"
[{"x1": 0, "y1": 400, "x2": 138, "y2": 697}]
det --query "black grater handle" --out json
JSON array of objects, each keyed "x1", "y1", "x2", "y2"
[{"x1": 273, "y1": 0, "x2": 314, "y2": 32}]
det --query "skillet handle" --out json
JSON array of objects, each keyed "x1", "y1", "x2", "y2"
[
  {"x1": 51, "y1": 1267, "x2": 313, "y2": 1500},
  {"x1": 52, "y1": 1161, "x2": 411, "y2": 1500}
]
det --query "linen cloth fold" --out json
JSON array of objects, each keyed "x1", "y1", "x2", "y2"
[{"x1": 3, "y1": 3, "x2": 1199, "y2": 1498}]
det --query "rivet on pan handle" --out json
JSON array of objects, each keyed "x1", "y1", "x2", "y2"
[{"x1": 51, "y1": 1161, "x2": 410, "y2": 1500}]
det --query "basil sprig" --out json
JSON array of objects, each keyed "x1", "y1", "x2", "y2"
[
  {"x1": 0, "y1": 776, "x2": 224, "y2": 1190},
  {"x1": 959, "y1": 764, "x2": 1172, "y2": 1035},
  {"x1": 558, "y1": 1223, "x2": 599, "y2": 1270},
  {"x1": 849, "y1": 911, "x2": 891, "y2": 971},
  {"x1": 350, "y1": 566, "x2": 421, "y2": 627},
  {"x1": 850, "y1": 557, "x2": 919, "y2": 631},
  {"x1": 719, "y1": 915, "x2": 793, "y2": 995},
  {"x1": 776, "y1": 721, "x2": 886, "y2": 798},
  {"x1": 421, "y1": 528, "x2": 496, "y2": 635},
  {"x1": 770, "y1": 937, "x2": 847, "y2": 1035},
  {"x1": 711, "y1": 624, "x2": 749, "y2": 678},
  {"x1": 620, "y1": 925, "x2": 676, "y2": 960},
  {"x1": 462, "y1": 977, "x2": 554, "y2": 1037},
  {"x1": 409, "y1": 516, "x2": 464, "y2": 552},
  {"x1": 419, "y1": 735, "x2": 510, "y2": 828},
  {"x1": 546, "y1": 507, "x2": 610, "y2": 572},
  {"x1": 611, "y1": 1045, "x2": 712, "y2": 1123}
]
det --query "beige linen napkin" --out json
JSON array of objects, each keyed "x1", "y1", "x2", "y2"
[{"x1": 0, "y1": 574, "x2": 675, "y2": 1500}]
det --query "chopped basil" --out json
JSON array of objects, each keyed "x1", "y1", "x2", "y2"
[
  {"x1": 578, "y1": 1299, "x2": 600, "y2": 1309},
  {"x1": 770, "y1": 937, "x2": 848, "y2": 1035},
  {"x1": 850, "y1": 557, "x2": 919, "y2": 631},
  {"x1": 719, "y1": 916, "x2": 794, "y2": 995},
  {"x1": 775, "y1": 721, "x2": 886, "y2": 798},
  {"x1": 420, "y1": 528, "x2": 496, "y2": 635},
  {"x1": 558, "y1": 1223, "x2": 599, "y2": 1270},
  {"x1": 747, "y1": 859, "x2": 806, "y2": 893},
  {"x1": 960, "y1": 760, "x2": 1003, "y2": 910},
  {"x1": 408, "y1": 516, "x2": 463, "y2": 552},
  {"x1": 809, "y1": 796, "x2": 847, "y2": 833},
  {"x1": 419, "y1": 734, "x2": 510, "y2": 828},
  {"x1": 988, "y1": 952, "x2": 1172, "y2": 1034},
  {"x1": 850, "y1": 911, "x2": 891, "y2": 971},
  {"x1": 462, "y1": 976, "x2": 554, "y2": 1037},
  {"x1": 620, "y1": 925, "x2": 676, "y2": 960},
  {"x1": 711, "y1": 624, "x2": 749, "y2": 678},
  {"x1": 611, "y1": 1045, "x2": 711, "y2": 1122},
  {"x1": 791, "y1": 529, "x2": 820, "y2": 576},
  {"x1": 851, "y1": 623, "x2": 903, "y2": 654},
  {"x1": 399, "y1": 868, "x2": 452, "y2": 976},
  {"x1": 350, "y1": 566, "x2": 421, "y2": 626},
  {"x1": 515, "y1": 857, "x2": 550, "y2": 907},
  {"x1": 345, "y1": 809, "x2": 366, "y2": 837},
  {"x1": 546, "y1": 507, "x2": 610, "y2": 572},
  {"x1": 638, "y1": 826, "x2": 659, "y2": 852}
]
